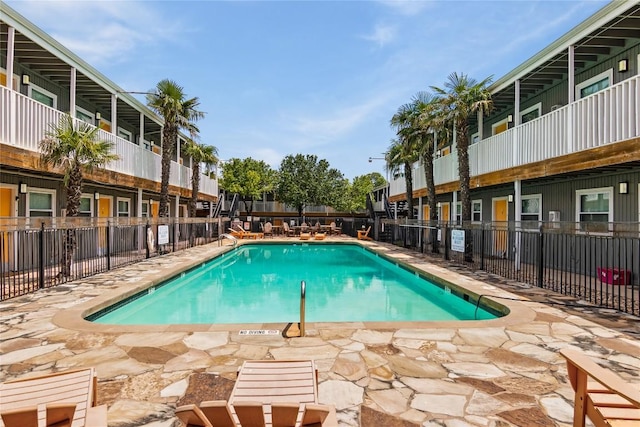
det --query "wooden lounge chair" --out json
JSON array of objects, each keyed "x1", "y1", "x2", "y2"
[
  {"x1": 560, "y1": 349, "x2": 640, "y2": 427},
  {"x1": 229, "y1": 224, "x2": 264, "y2": 239},
  {"x1": 314, "y1": 232, "x2": 326, "y2": 240},
  {"x1": 0, "y1": 368, "x2": 106, "y2": 427},
  {"x1": 357, "y1": 226, "x2": 372, "y2": 240},
  {"x1": 299, "y1": 232, "x2": 311, "y2": 240},
  {"x1": 229, "y1": 360, "x2": 337, "y2": 426}
]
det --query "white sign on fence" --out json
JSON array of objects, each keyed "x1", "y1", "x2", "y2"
[
  {"x1": 451, "y1": 229, "x2": 465, "y2": 252},
  {"x1": 157, "y1": 225, "x2": 169, "y2": 245}
]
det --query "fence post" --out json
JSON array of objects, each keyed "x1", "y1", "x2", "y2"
[
  {"x1": 106, "y1": 220, "x2": 111, "y2": 271},
  {"x1": 537, "y1": 224, "x2": 544, "y2": 288},
  {"x1": 444, "y1": 225, "x2": 449, "y2": 261},
  {"x1": 39, "y1": 222, "x2": 45, "y2": 289},
  {"x1": 480, "y1": 226, "x2": 486, "y2": 270}
]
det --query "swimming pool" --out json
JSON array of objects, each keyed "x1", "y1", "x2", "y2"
[{"x1": 90, "y1": 243, "x2": 501, "y2": 325}]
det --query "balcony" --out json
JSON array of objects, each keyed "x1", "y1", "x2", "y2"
[
  {"x1": 389, "y1": 75, "x2": 639, "y2": 198},
  {"x1": 0, "y1": 86, "x2": 218, "y2": 197}
]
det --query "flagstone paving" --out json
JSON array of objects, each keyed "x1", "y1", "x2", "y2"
[{"x1": 1, "y1": 238, "x2": 639, "y2": 427}]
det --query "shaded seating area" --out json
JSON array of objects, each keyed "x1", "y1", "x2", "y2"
[
  {"x1": 357, "y1": 226, "x2": 372, "y2": 240},
  {"x1": 175, "y1": 360, "x2": 337, "y2": 427},
  {"x1": 0, "y1": 368, "x2": 107, "y2": 427},
  {"x1": 560, "y1": 349, "x2": 640, "y2": 427}
]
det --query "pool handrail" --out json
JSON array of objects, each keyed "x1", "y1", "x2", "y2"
[
  {"x1": 218, "y1": 233, "x2": 238, "y2": 247},
  {"x1": 300, "y1": 280, "x2": 306, "y2": 337}
]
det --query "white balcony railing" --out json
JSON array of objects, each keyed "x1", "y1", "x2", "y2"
[
  {"x1": 389, "y1": 75, "x2": 639, "y2": 198},
  {"x1": 0, "y1": 86, "x2": 218, "y2": 198}
]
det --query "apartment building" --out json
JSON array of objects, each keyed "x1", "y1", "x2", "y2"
[
  {"x1": 387, "y1": 1, "x2": 640, "y2": 232},
  {"x1": 1, "y1": 2, "x2": 218, "y2": 221}
]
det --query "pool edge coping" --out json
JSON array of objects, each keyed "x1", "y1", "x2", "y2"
[{"x1": 52, "y1": 239, "x2": 538, "y2": 333}]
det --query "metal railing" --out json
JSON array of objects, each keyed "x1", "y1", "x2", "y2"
[
  {"x1": 300, "y1": 281, "x2": 306, "y2": 337},
  {"x1": 378, "y1": 219, "x2": 640, "y2": 316},
  {"x1": 0, "y1": 216, "x2": 229, "y2": 301}
]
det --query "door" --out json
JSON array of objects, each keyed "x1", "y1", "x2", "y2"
[
  {"x1": 97, "y1": 197, "x2": 111, "y2": 254},
  {"x1": 492, "y1": 198, "x2": 508, "y2": 257},
  {"x1": 0, "y1": 187, "x2": 15, "y2": 267},
  {"x1": 440, "y1": 203, "x2": 450, "y2": 224},
  {"x1": 423, "y1": 206, "x2": 430, "y2": 223}
]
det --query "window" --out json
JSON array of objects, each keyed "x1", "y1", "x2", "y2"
[
  {"x1": 117, "y1": 198, "x2": 130, "y2": 217},
  {"x1": 576, "y1": 187, "x2": 613, "y2": 232},
  {"x1": 521, "y1": 194, "x2": 542, "y2": 223},
  {"x1": 520, "y1": 103, "x2": 541, "y2": 124},
  {"x1": 28, "y1": 84, "x2": 57, "y2": 108},
  {"x1": 75, "y1": 106, "x2": 95, "y2": 124},
  {"x1": 28, "y1": 190, "x2": 55, "y2": 217},
  {"x1": 118, "y1": 127, "x2": 132, "y2": 142},
  {"x1": 141, "y1": 201, "x2": 149, "y2": 218},
  {"x1": 455, "y1": 202, "x2": 461, "y2": 224},
  {"x1": 472, "y1": 200, "x2": 482, "y2": 222},
  {"x1": 471, "y1": 132, "x2": 480, "y2": 144},
  {"x1": 78, "y1": 196, "x2": 92, "y2": 217},
  {"x1": 575, "y1": 69, "x2": 613, "y2": 100}
]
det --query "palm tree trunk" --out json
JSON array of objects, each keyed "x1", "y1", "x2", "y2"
[
  {"x1": 159, "y1": 124, "x2": 177, "y2": 218},
  {"x1": 60, "y1": 165, "x2": 82, "y2": 277},
  {"x1": 422, "y1": 151, "x2": 438, "y2": 253},
  {"x1": 456, "y1": 120, "x2": 472, "y2": 261},
  {"x1": 404, "y1": 162, "x2": 414, "y2": 219}
]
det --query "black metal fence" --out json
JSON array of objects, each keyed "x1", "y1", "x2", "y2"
[
  {"x1": 0, "y1": 217, "x2": 228, "y2": 301},
  {"x1": 377, "y1": 219, "x2": 640, "y2": 316}
]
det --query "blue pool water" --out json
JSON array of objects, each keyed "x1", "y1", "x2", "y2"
[{"x1": 91, "y1": 244, "x2": 499, "y2": 324}]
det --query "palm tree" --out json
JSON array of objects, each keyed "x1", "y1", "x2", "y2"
[
  {"x1": 39, "y1": 113, "x2": 119, "y2": 276},
  {"x1": 385, "y1": 134, "x2": 419, "y2": 220},
  {"x1": 393, "y1": 92, "x2": 450, "y2": 251},
  {"x1": 146, "y1": 79, "x2": 205, "y2": 218},
  {"x1": 432, "y1": 72, "x2": 493, "y2": 260},
  {"x1": 182, "y1": 138, "x2": 219, "y2": 218}
]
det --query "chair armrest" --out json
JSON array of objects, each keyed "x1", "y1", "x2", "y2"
[{"x1": 560, "y1": 349, "x2": 640, "y2": 407}]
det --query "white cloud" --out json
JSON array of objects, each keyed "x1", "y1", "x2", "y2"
[
  {"x1": 377, "y1": 0, "x2": 431, "y2": 16},
  {"x1": 361, "y1": 24, "x2": 396, "y2": 48},
  {"x1": 7, "y1": 0, "x2": 184, "y2": 66}
]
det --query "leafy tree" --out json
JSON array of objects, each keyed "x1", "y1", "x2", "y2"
[
  {"x1": 336, "y1": 173, "x2": 383, "y2": 213},
  {"x1": 39, "y1": 113, "x2": 119, "y2": 276},
  {"x1": 219, "y1": 158, "x2": 276, "y2": 217},
  {"x1": 182, "y1": 138, "x2": 218, "y2": 218},
  {"x1": 274, "y1": 154, "x2": 345, "y2": 218},
  {"x1": 432, "y1": 72, "x2": 492, "y2": 260},
  {"x1": 146, "y1": 79, "x2": 204, "y2": 218}
]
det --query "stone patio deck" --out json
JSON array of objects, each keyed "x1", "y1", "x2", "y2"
[{"x1": 1, "y1": 237, "x2": 639, "y2": 427}]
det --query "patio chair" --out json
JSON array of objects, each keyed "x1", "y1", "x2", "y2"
[
  {"x1": 357, "y1": 226, "x2": 372, "y2": 240},
  {"x1": 560, "y1": 349, "x2": 640, "y2": 427},
  {"x1": 329, "y1": 222, "x2": 341, "y2": 236},
  {"x1": 282, "y1": 223, "x2": 296, "y2": 237},
  {"x1": 263, "y1": 222, "x2": 274, "y2": 238},
  {"x1": 0, "y1": 368, "x2": 106, "y2": 427}
]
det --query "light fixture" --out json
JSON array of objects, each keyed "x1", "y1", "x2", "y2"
[
  {"x1": 508, "y1": 194, "x2": 514, "y2": 202},
  {"x1": 94, "y1": 191, "x2": 100, "y2": 200},
  {"x1": 21, "y1": 74, "x2": 29, "y2": 85},
  {"x1": 95, "y1": 112, "x2": 101, "y2": 120},
  {"x1": 619, "y1": 181, "x2": 629, "y2": 194},
  {"x1": 507, "y1": 114, "x2": 513, "y2": 123},
  {"x1": 618, "y1": 59, "x2": 628, "y2": 72},
  {"x1": 19, "y1": 182, "x2": 27, "y2": 194}
]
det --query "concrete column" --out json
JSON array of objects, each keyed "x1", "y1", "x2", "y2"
[
  {"x1": 7, "y1": 27, "x2": 16, "y2": 145},
  {"x1": 567, "y1": 45, "x2": 575, "y2": 153},
  {"x1": 139, "y1": 112, "x2": 145, "y2": 147},
  {"x1": 111, "y1": 94, "x2": 117, "y2": 134}
]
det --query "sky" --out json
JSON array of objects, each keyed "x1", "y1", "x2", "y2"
[{"x1": 7, "y1": 0, "x2": 609, "y2": 180}]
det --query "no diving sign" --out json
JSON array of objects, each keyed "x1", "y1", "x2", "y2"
[{"x1": 239, "y1": 330, "x2": 280, "y2": 336}]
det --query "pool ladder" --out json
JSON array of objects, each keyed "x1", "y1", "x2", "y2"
[
  {"x1": 300, "y1": 281, "x2": 306, "y2": 337},
  {"x1": 218, "y1": 233, "x2": 238, "y2": 247}
]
